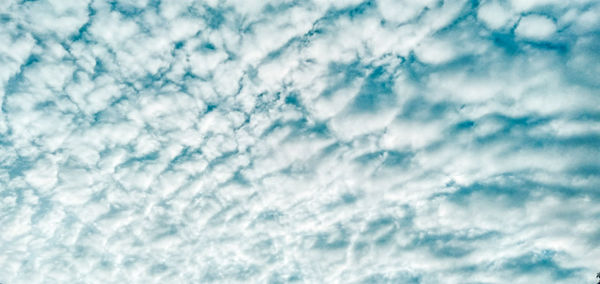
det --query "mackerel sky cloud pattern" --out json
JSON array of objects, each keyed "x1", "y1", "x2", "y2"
[{"x1": 1, "y1": 0, "x2": 599, "y2": 283}]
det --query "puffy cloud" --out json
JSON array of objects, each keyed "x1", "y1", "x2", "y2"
[
  {"x1": 478, "y1": 1, "x2": 515, "y2": 30},
  {"x1": 515, "y1": 15, "x2": 557, "y2": 40},
  {"x1": 0, "y1": 0, "x2": 599, "y2": 283}
]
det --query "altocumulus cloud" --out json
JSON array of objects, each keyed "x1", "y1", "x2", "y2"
[{"x1": 0, "y1": 0, "x2": 599, "y2": 283}]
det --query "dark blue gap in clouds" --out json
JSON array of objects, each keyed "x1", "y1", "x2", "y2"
[
  {"x1": 312, "y1": 224, "x2": 351, "y2": 250},
  {"x1": 317, "y1": 0, "x2": 377, "y2": 23},
  {"x1": 68, "y1": 3, "x2": 95, "y2": 43},
  {"x1": 320, "y1": 60, "x2": 365, "y2": 99},
  {"x1": 109, "y1": 0, "x2": 147, "y2": 17},
  {"x1": 405, "y1": 230, "x2": 499, "y2": 259},
  {"x1": 117, "y1": 151, "x2": 160, "y2": 169},
  {"x1": 350, "y1": 66, "x2": 396, "y2": 113},
  {"x1": 3, "y1": 54, "x2": 41, "y2": 97},
  {"x1": 262, "y1": 1, "x2": 303, "y2": 15},
  {"x1": 354, "y1": 150, "x2": 413, "y2": 168},
  {"x1": 437, "y1": 176, "x2": 594, "y2": 207},
  {"x1": 365, "y1": 216, "x2": 400, "y2": 246},
  {"x1": 284, "y1": 91, "x2": 302, "y2": 107},
  {"x1": 203, "y1": 6, "x2": 226, "y2": 30},
  {"x1": 500, "y1": 250, "x2": 583, "y2": 279},
  {"x1": 5, "y1": 157, "x2": 33, "y2": 179},
  {"x1": 400, "y1": 97, "x2": 456, "y2": 121},
  {"x1": 259, "y1": 117, "x2": 331, "y2": 140},
  {"x1": 442, "y1": 113, "x2": 600, "y2": 152}
]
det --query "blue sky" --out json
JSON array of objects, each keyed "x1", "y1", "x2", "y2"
[{"x1": 1, "y1": 0, "x2": 599, "y2": 283}]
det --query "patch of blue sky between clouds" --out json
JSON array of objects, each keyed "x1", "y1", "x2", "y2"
[{"x1": 0, "y1": 0, "x2": 599, "y2": 283}]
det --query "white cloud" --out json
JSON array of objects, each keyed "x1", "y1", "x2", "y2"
[
  {"x1": 515, "y1": 15, "x2": 557, "y2": 40},
  {"x1": 0, "y1": 0, "x2": 599, "y2": 282},
  {"x1": 24, "y1": 156, "x2": 58, "y2": 192},
  {"x1": 415, "y1": 38, "x2": 457, "y2": 64},
  {"x1": 377, "y1": 0, "x2": 437, "y2": 24},
  {"x1": 478, "y1": 1, "x2": 514, "y2": 30}
]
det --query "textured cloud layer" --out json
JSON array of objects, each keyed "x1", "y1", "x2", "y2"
[{"x1": 1, "y1": 0, "x2": 599, "y2": 283}]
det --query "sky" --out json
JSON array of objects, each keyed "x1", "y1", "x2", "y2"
[{"x1": 0, "y1": 0, "x2": 599, "y2": 283}]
